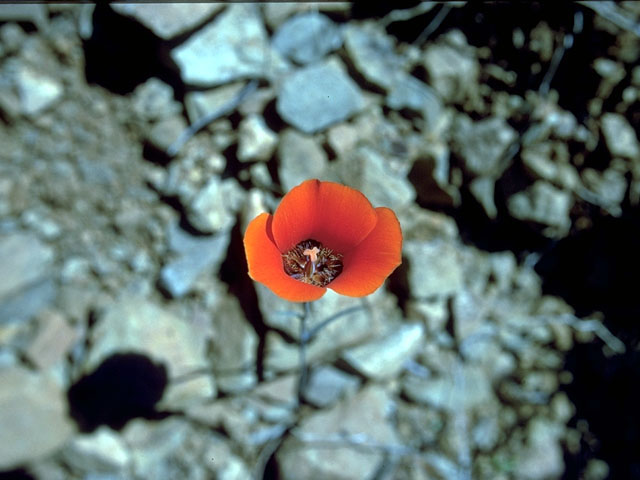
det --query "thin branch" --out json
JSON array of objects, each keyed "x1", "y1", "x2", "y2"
[
  {"x1": 292, "y1": 430, "x2": 418, "y2": 457},
  {"x1": 414, "y1": 4, "x2": 453, "y2": 45},
  {"x1": 253, "y1": 422, "x2": 296, "y2": 480},
  {"x1": 297, "y1": 302, "x2": 311, "y2": 403},
  {"x1": 273, "y1": 309, "x2": 304, "y2": 320},
  {"x1": 167, "y1": 79, "x2": 259, "y2": 157},
  {"x1": 379, "y1": 2, "x2": 438, "y2": 28},
  {"x1": 535, "y1": 313, "x2": 626, "y2": 353},
  {"x1": 302, "y1": 305, "x2": 365, "y2": 343},
  {"x1": 539, "y1": 11, "x2": 583, "y2": 97},
  {"x1": 578, "y1": 1, "x2": 640, "y2": 37}
]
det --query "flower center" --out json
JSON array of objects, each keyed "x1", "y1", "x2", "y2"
[{"x1": 282, "y1": 239, "x2": 343, "y2": 287}]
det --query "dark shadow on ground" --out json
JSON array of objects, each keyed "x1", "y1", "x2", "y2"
[
  {"x1": 535, "y1": 212, "x2": 640, "y2": 479},
  {"x1": 67, "y1": 352, "x2": 169, "y2": 432}
]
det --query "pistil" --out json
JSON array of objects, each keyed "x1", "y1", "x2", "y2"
[{"x1": 282, "y1": 239, "x2": 343, "y2": 287}]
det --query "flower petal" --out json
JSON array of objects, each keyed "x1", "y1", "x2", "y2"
[
  {"x1": 244, "y1": 212, "x2": 326, "y2": 302},
  {"x1": 271, "y1": 179, "x2": 378, "y2": 254},
  {"x1": 328, "y1": 207, "x2": 402, "y2": 297}
]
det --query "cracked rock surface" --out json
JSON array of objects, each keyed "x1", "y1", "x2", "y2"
[{"x1": 1, "y1": 3, "x2": 639, "y2": 479}]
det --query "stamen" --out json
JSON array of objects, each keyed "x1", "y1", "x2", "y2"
[{"x1": 282, "y1": 239, "x2": 343, "y2": 287}]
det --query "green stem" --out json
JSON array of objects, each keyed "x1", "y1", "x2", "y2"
[
  {"x1": 302, "y1": 305, "x2": 365, "y2": 343},
  {"x1": 297, "y1": 302, "x2": 311, "y2": 403}
]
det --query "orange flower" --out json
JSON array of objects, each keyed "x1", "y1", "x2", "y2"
[{"x1": 243, "y1": 179, "x2": 402, "y2": 302}]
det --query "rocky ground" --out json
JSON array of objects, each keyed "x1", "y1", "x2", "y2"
[{"x1": 1, "y1": 3, "x2": 639, "y2": 480}]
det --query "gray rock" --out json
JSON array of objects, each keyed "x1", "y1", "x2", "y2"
[
  {"x1": 0, "y1": 232, "x2": 55, "y2": 324},
  {"x1": 343, "y1": 22, "x2": 404, "y2": 90},
  {"x1": 159, "y1": 222, "x2": 230, "y2": 298},
  {"x1": 407, "y1": 298, "x2": 449, "y2": 333},
  {"x1": 278, "y1": 129, "x2": 328, "y2": 191},
  {"x1": 20, "y1": 208, "x2": 61, "y2": 239},
  {"x1": 171, "y1": 4, "x2": 288, "y2": 86},
  {"x1": 403, "y1": 364, "x2": 494, "y2": 412},
  {"x1": 185, "y1": 400, "x2": 251, "y2": 442},
  {"x1": 514, "y1": 418, "x2": 564, "y2": 480},
  {"x1": 237, "y1": 114, "x2": 278, "y2": 162},
  {"x1": 24, "y1": 459, "x2": 68, "y2": 480},
  {"x1": 521, "y1": 143, "x2": 580, "y2": 191},
  {"x1": 76, "y1": 157, "x2": 117, "y2": 186},
  {"x1": 186, "y1": 176, "x2": 245, "y2": 233},
  {"x1": 184, "y1": 81, "x2": 246, "y2": 124},
  {"x1": 404, "y1": 239, "x2": 464, "y2": 299},
  {"x1": 423, "y1": 30, "x2": 480, "y2": 104},
  {"x1": 76, "y1": 4, "x2": 95, "y2": 40},
  {"x1": 507, "y1": 180, "x2": 573, "y2": 237},
  {"x1": 417, "y1": 453, "x2": 461, "y2": 480},
  {"x1": 145, "y1": 115, "x2": 187, "y2": 153},
  {"x1": 452, "y1": 289, "x2": 489, "y2": 344},
  {"x1": 129, "y1": 249, "x2": 154, "y2": 274},
  {"x1": 61, "y1": 427, "x2": 131, "y2": 473},
  {"x1": 0, "y1": 232, "x2": 53, "y2": 298},
  {"x1": 277, "y1": 385, "x2": 399, "y2": 480},
  {"x1": 341, "y1": 323, "x2": 425, "y2": 380},
  {"x1": 0, "y1": 276, "x2": 56, "y2": 325},
  {"x1": 249, "y1": 163, "x2": 273, "y2": 190},
  {"x1": 594, "y1": 57, "x2": 625, "y2": 81},
  {"x1": 204, "y1": 440, "x2": 252, "y2": 480},
  {"x1": 263, "y1": 4, "x2": 305, "y2": 31},
  {"x1": 123, "y1": 417, "x2": 194, "y2": 480},
  {"x1": 469, "y1": 176, "x2": 498, "y2": 218},
  {"x1": 452, "y1": 114, "x2": 517, "y2": 177},
  {"x1": 25, "y1": 310, "x2": 80, "y2": 369},
  {"x1": 238, "y1": 85, "x2": 276, "y2": 117},
  {"x1": 303, "y1": 365, "x2": 360, "y2": 408},
  {"x1": 159, "y1": 150, "x2": 227, "y2": 202},
  {"x1": 334, "y1": 145, "x2": 416, "y2": 209},
  {"x1": 272, "y1": 12, "x2": 342, "y2": 65},
  {"x1": 472, "y1": 415, "x2": 500, "y2": 452},
  {"x1": 386, "y1": 73, "x2": 442, "y2": 126},
  {"x1": 130, "y1": 78, "x2": 182, "y2": 121},
  {"x1": 252, "y1": 374, "x2": 297, "y2": 408},
  {"x1": 489, "y1": 251, "x2": 517, "y2": 292},
  {"x1": 0, "y1": 4, "x2": 48, "y2": 31},
  {"x1": 86, "y1": 296, "x2": 215, "y2": 408},
  {"x1": 111, "y1": 4, "x2": 222, "y2": 40},
  {"x1": 241, "y1": 187, "x2": 274, "y2": 233},
  {"x1": 397, "y1": 403, "x2": 444, "y2": 447},
  {"x1": 547, "y1": 109, "x2": 579, "y2": 140},
  {"x1": 0, "y1": 176, "x2": 13, "y2": 217},
  {"x1": 0, "y1": 366, "x2": 74, "y2": 470},
  {"x1": 601, "y1": 113, "x2": 640, "y2": 159},
  {"x1": 159, "y1": 239, "x2": 229, "y2": 298},
  {"x1": 594, "y1": 58, "x2": 626, "y2": 101},
  {"x1": 276, "y1": 57, "x2": 365, "y2": 133},
  {"x1": 582, "y1": 167, "x2": 627, "y2": 214},
  {"x1": 263, "y1": 332, "x2": 306, "y2": 374},
  {"x1": 0, "y1": 23, "x2": 27, "y2": 55},
  {"x1": 397, "y1": 201, "x2": 459, "y2": 242},
  {"x1": 209, "y1": 295, "x2": 258, "y2": 393},
  {"x1": 327, "y1": 123, "x2": 360, "y2": 158},
  {"x1": 14, "y1": 63, "x2": 63, "y2": 116}
]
